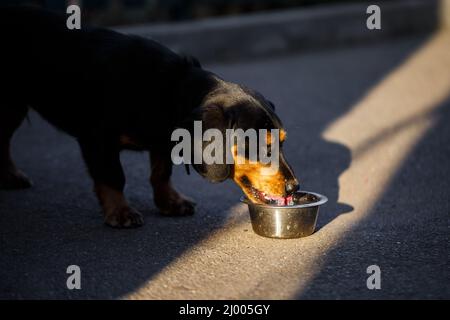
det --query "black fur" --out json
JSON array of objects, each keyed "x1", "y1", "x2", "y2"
[
  {"x1": 0, "y1": 7, "x2": 217, "y2": 190},
  {"x1": 0, "y1": 7, "x2": 298, "y2": 227}
]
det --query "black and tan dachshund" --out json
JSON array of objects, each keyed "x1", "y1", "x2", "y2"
[{"x1": 0, "y1": 7, "x2": 299, "y2": 228}]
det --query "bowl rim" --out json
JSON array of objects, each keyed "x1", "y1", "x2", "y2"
[{"x1": 240, "y1": 190, "x2": 328, "y2": 209}]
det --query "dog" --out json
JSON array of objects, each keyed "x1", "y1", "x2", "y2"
[{"x1": 0, "y1": 7, "x2": 299, "y2": 228}]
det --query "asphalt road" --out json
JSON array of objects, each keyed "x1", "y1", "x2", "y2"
[{"x1": 1, "y1": 32, "x2": 449, "y2": 299}]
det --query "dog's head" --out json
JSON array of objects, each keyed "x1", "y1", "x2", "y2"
[{"x1": 187, "y1": 76, "x2": 299, "y2": 204}]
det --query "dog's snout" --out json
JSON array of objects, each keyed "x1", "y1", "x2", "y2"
[{"x1": 285, "y1": 180, "x2": 299, "y2": 194}]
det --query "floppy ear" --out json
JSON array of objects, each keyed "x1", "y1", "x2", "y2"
[{"x1": 190, "y1": 104, "x2": 232, "y2": 183}]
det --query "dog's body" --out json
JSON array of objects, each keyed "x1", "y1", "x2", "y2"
[{"x1": 0, "y1": 7, "x2": 299, "y2": 227}]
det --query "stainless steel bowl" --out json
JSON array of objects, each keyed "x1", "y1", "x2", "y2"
[{"x1": 240, "y1": 191, "x2": 328, "y2": 239}]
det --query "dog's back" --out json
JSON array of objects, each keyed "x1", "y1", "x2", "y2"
[
  {"x1": 1, "y1": 7, "x2": 107, "y2": 134},
  {"x1": 0, "y1": 6, "x2": 195, "y2": 137},
  {"x1": 0, "y1": 7, "x2": 77, "y2": 81}
]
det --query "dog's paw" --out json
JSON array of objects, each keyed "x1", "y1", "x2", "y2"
[
  {"x1": 0, "y1": 169, "x2": 33, "y2": 190},
  {"x1": 104, "y1": 206, "x2": 144, "y2": 228},
  {"x1": 157, "y1": 194, "x2": 196, "y2": 216}
]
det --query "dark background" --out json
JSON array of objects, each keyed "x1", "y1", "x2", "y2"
[{"x1": 6, "y1": 0, "x2": 382, "y2": 25}]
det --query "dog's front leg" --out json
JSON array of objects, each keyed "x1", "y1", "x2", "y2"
[
  {"x1": 150, "y1": 150, "x2": 196, "y2": 216},
  {"x1": 79, "y1": 138, "x2": 144, "y2": 228}
]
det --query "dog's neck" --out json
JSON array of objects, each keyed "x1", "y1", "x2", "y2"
[{"x1": 174, "y1": 68, "x2": 219, "y2": 127}]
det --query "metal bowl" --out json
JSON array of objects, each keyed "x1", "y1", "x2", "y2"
[{"x1": 240, "y1": 191, "x2": 328, "y2": 239}]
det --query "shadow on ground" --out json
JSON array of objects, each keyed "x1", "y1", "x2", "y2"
[
  {"x1": 0, "y1": 34, "x2": 434, "y2": 298},
  {"x1": 296, "y1": 97, "x2": 450, "y2": 299}
]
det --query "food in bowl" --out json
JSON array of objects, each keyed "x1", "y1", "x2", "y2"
[{"x1": 241, "y1": 191, "x2": 327, "y2": 239}]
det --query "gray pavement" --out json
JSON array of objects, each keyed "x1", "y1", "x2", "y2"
[{"x1": 0, "y1": 32, "x2": 449, "y2": 299}]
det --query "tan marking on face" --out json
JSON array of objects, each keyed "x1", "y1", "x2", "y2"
[
  {"x1": 265, "y1": 130, "x2": 286, "y2": 145},
  {"x1": 280, "y1": 129, "x2": 286, "y2": 142},
  {"x1": 231, "y1": 145, "x2": 286, "y2": 203}
]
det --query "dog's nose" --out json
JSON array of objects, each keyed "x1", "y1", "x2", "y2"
[{"x1": 285, "y1": 180, "x2": 300, "y2": 194}]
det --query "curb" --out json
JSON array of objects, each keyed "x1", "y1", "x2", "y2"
[{"x1": 116, "y1": 0, "x2": 440, "y2": 62}]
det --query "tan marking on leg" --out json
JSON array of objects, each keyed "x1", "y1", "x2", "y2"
[
  {"x1": 150, "y1": 152, "x2": 196, "y2": 216},
  {"x1": 95, "y1": 184, "x2": 128, "y2": 214},
  {"x1": 95, "y1": 184, "x2": 143, "y2": 228},
  {"x1": 119, "y1": 135, "x2": 142, "y2": 148}
]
